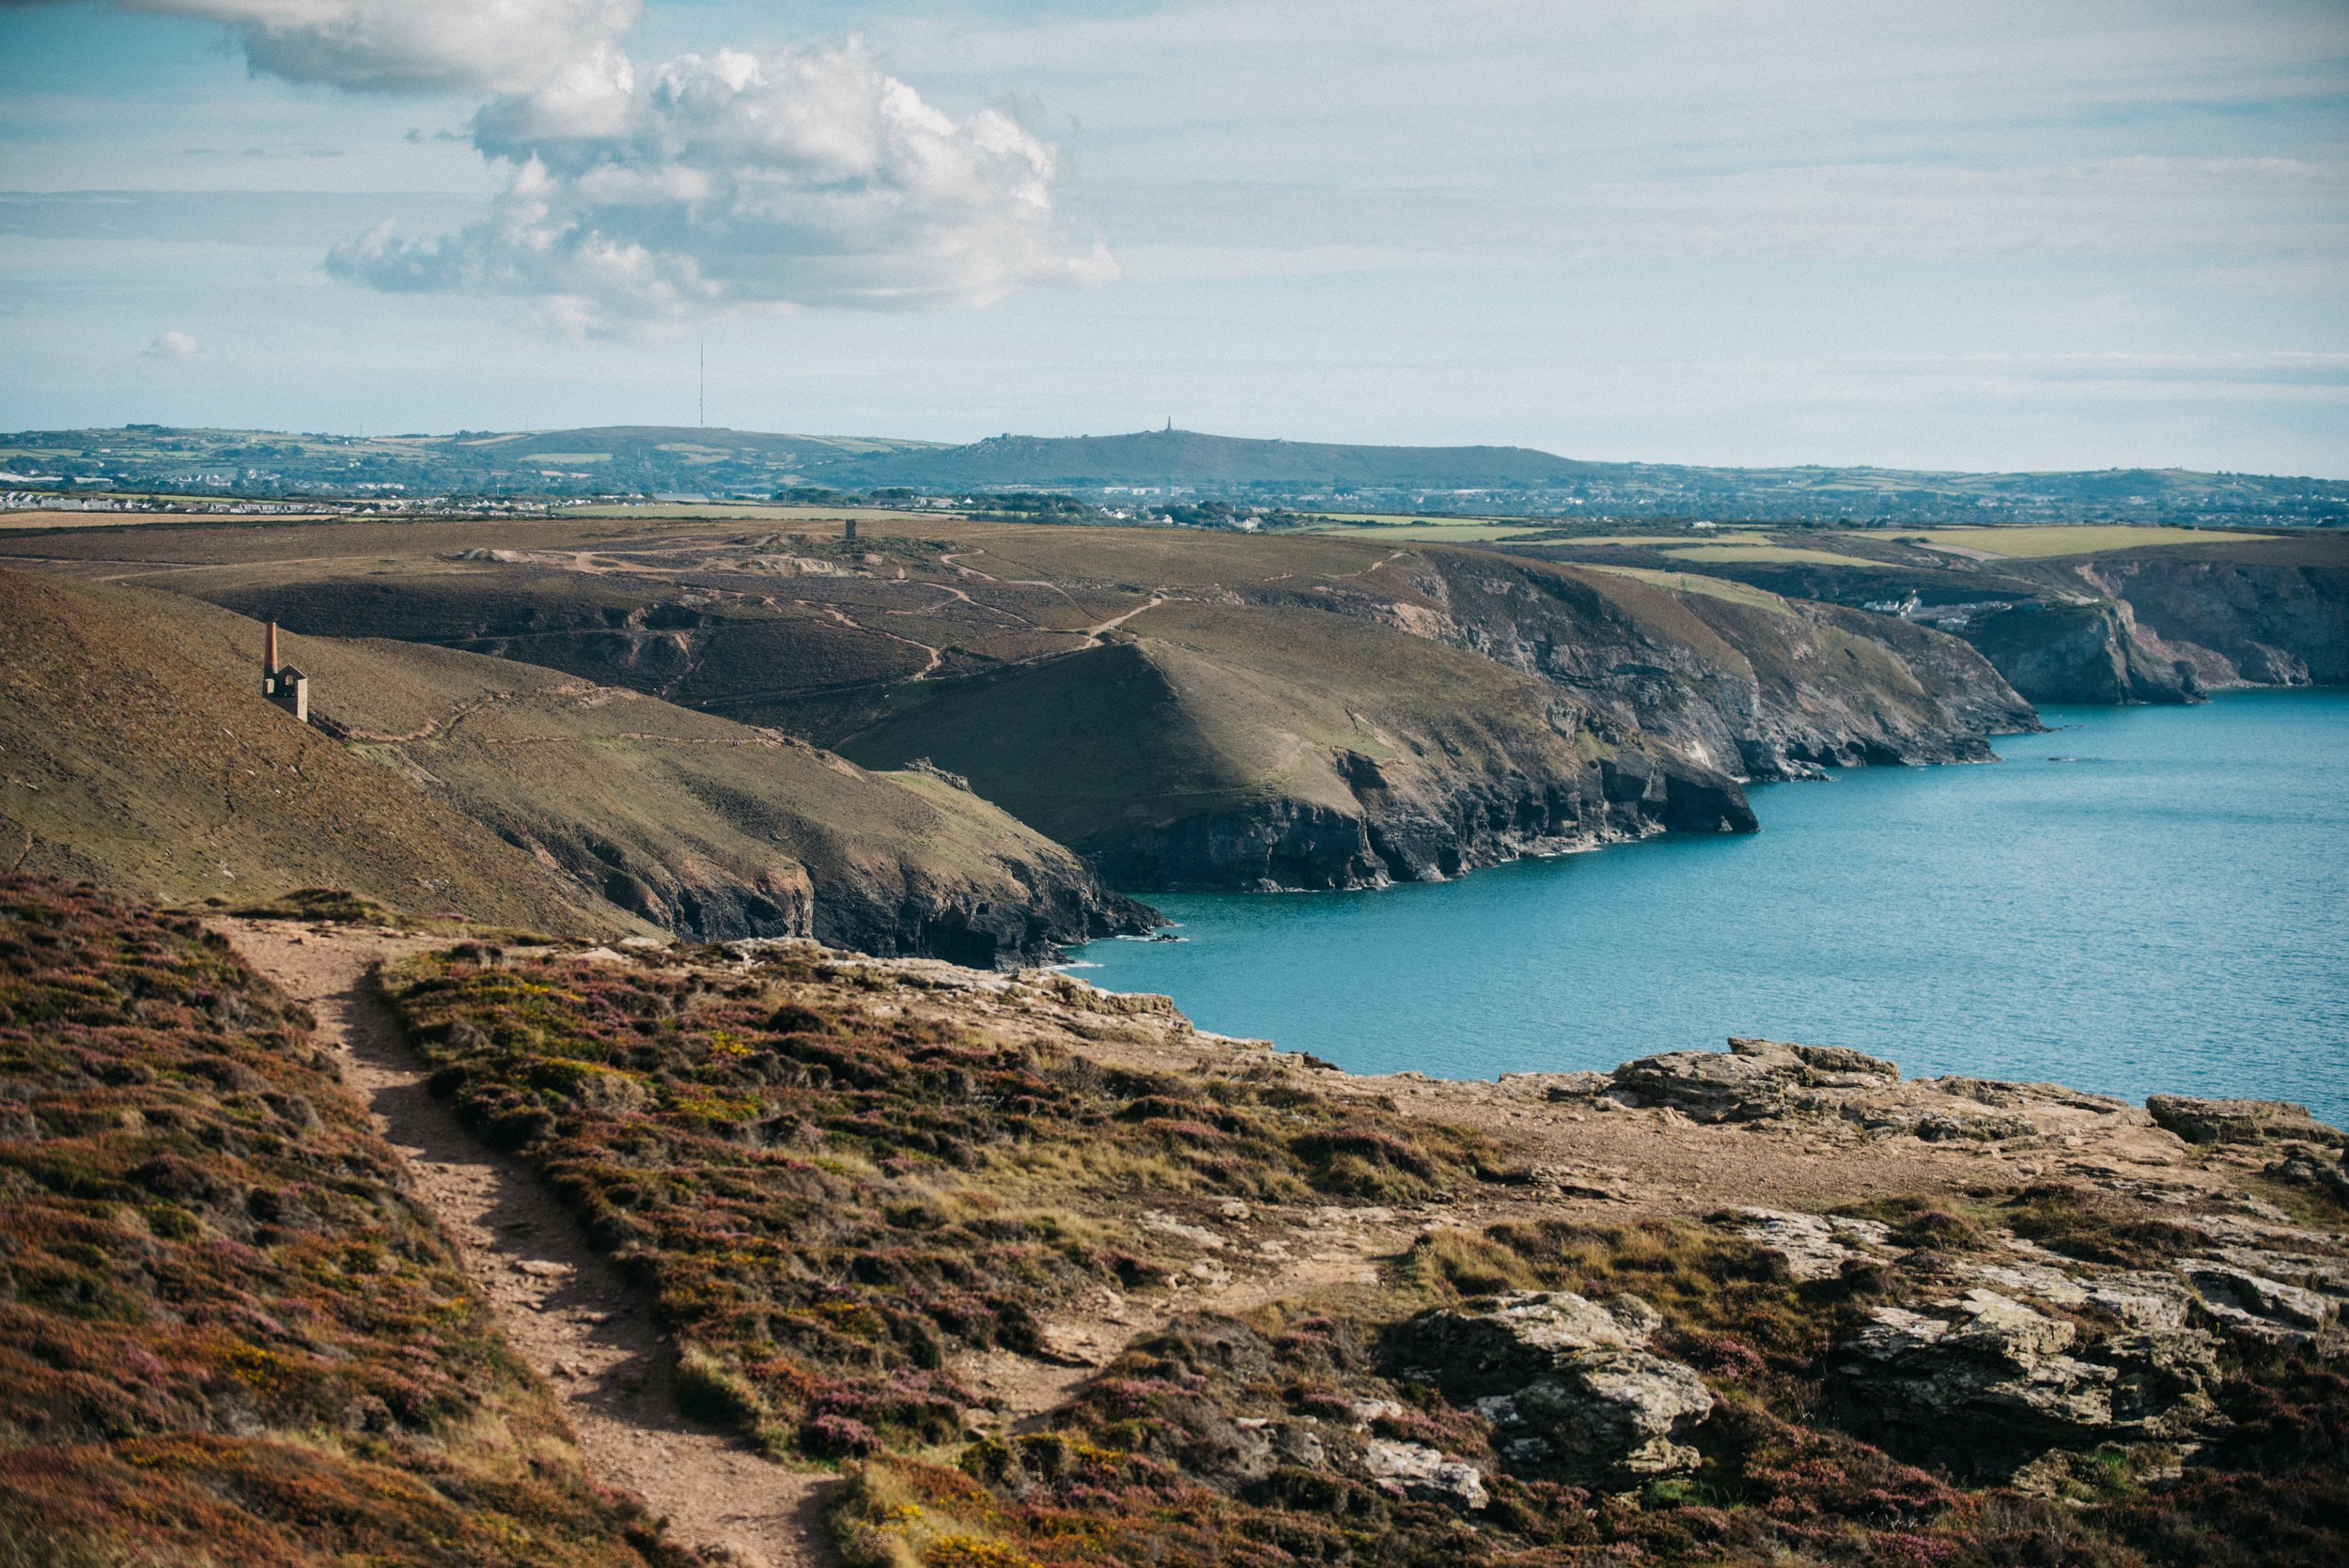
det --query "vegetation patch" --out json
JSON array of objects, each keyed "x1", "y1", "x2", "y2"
[
  {"x1": 0, "y1": 875, "x2": 672, "y2": 1565},
  {"x1": 837, "y1": 1205, "x2": 2347, "y2": 1567},
  {"x1": 380, "y1": 945, "x2": 1497, "y2": 1460}
]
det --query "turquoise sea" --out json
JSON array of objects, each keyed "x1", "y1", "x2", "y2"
[{"x1": 1068, "y1": 690, "x2": 2349, "y2": 1126}]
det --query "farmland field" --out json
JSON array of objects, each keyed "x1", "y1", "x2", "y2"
[{"x1": 1884, "y1": 524, "x2": 2277, "y2": 557}]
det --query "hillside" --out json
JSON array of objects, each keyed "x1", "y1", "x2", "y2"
[
  {"x1": 0, "y1": 877, "x2": 677, "y2": 1565},
  {"x1": 841, "y1": 600, "x2": 1753, "y2": 889},
  {"x1": 9, "y1": 422, "x2": 2347, "y2": 523},
  {"x1": 5, "y1": 515, "x2": 2035, "y2": 892},
  {"x1": 0, "y1": 569, "x2": 617, "y2": 933},
  {"x1": 0, "y1": 570, "x2": 1148, "y2": 961}
]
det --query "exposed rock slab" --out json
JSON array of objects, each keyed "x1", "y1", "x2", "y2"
[
  {"x1": 1388, "y1": 1291, "x2": 1713, "y2": 1486},
  {"x1": 2148, "y1": 1094, "x2": 2344, "y2": 1147}
]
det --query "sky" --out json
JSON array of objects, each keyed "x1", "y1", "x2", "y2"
[{"x1": 1, "y1": 0, "x2": 2345, "y2": 474}]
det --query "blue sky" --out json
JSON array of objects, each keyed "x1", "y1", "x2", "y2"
[{"x1": 2, "y1": 0, "x2": 2345, "y2": 474}]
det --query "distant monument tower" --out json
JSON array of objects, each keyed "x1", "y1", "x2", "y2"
[{"x1": 261, "y1": 621, "x2": 308, "y2": 723}]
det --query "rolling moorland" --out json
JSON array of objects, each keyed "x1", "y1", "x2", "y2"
[
  {"x1": 8, "y1": 423, "x2": 2349, "y2": 523},
  {"x1": 0, "y1": 569, "x2": 1146, "y2": 963}
]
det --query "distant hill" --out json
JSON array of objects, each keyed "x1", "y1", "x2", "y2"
[
  {"x1": 829, "y1": 427, "x2": 1608, "y2": 490},
  {"x1": 6, "y1": 421, "x2": 2345, "y2": 523}
]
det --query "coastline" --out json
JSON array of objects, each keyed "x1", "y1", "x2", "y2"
[{"x1": 1072, "y1": 687, "x2": 2349, "y2": 1123}]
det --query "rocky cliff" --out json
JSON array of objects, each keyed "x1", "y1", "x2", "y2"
[
  {"x1": 1568, "y1": 533, "x2": 2349, "y2": 707},
  {"x1": 1281, "y1": 550, "x2": 2040, "y2": 779},
  {"x1": 2074, "y1": 546, "x2": 2349, "y2": 691}
]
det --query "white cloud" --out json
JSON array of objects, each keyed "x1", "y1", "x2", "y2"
[
  {"x1": 141, "y1": 329, "x2": 201, "y2": 358},
  {"x1": 329, "y1": 38, "x2": 1115, "y2": 325},
  {"x1": 75, "y1": 1, "x2": 640, "y2": 94}
]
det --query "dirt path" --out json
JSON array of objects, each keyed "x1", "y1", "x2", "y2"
[{"x1": 217, "y1": 922, "x2": 835, "y2": 1568}]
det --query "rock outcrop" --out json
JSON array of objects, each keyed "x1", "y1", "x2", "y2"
[
  {"x1": 1387, "y1": 1292, "x2": 1715, "y2": 1486},
  {"x1": 1832, "y1": 1288, "x2": 2221, "y2": 1477},
  {"x1": 1564, "y1": 1037, "x2": 2155, "y2": 1146},
  {"x1": 2147, "y1": 1094, "x2": 2345, "y2": 1147},
  {"x1": 1607, "y1": 1037, "x2": 1901, "y2": 1123}
]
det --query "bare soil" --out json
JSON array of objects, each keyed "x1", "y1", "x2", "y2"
[{"x1": 218, "y1": 920, "x2": 837, "y2": 1568}]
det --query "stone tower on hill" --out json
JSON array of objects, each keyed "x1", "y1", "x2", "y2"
[{"x1": 261, "y1": 621, "x2": 308, "y2": 723}]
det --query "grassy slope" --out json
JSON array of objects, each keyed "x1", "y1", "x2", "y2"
[
  {"x1": 0, "y1": 569, "x2": 1139, "y2": 960},
  {"x1": 0, "y1": 876, "x2": 672, "y2": 1566},
  {"x1": 379, "y1": 945, "x2": 1497, "y2": 1462},
  {"x1": 0, "y1": 570, "x2": 614, "y2": 932},
  {"x1": 841, "y1": 596, "x2": 1603, "y2": 857}
]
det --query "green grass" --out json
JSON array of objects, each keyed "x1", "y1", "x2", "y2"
[
  {"x1": 1655, "y1": 542, "x2": 1885, "y2": 566},
  {"x1": 1573, "y1": 564, "x2": 1800, "y2": 614},
  {"x1": 1882, "y1": 524, "x2": 2277, "y2": 558}
]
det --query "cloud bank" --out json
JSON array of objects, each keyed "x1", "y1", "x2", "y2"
[
  {"x1": 31, "y1": 0, "x2": 1110, "y2": 321},
  {"x1": 23, "y1": 1, "x2": 642, "y2": 94},
  {"x1": 332, "y1": 39, "x2": 1115, "y2": 323}
]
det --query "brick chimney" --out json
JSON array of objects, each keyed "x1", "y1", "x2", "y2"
[{"x1": 261, "y1": 620, "x2": 308, "y2": 723}]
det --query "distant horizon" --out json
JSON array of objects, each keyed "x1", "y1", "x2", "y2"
[{"x1": 8, "y1": 418, "x2": 2349, "y2": 486}]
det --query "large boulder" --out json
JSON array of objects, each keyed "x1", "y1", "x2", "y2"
[
  {"x1": 2147, "y1": 1094, "x2": 2343, "y2": 1147},
  {"x1": 1388, "y1": 1292, "x2": 1714, "y2": 1487},
  {"x1": 1607, "y1": 1037, "x2": 1898, "y2": 1124},
  {"x1": 1831, "y1": 1288, "x2": 2219, "y2": 1476}
]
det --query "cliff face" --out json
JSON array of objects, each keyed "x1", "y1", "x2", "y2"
[
  {"x1": 1963, "y1": 599, "x2": 2199, "y2": 705},
  {"x1": 2077, "y1": 552, "x2": 2349, "y2": 691},
  {"x1": 1580, "y1": 535, "x2": 2349, "y2": 708},
  {"x1": 1290, "y1": 551, "x2": 2039, "y2": 781}
]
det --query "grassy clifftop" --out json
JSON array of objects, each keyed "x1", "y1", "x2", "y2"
[
  {"x1": 0, "y1": 876, "x2": 674, "y2": 1565},
  {"x1": 0, "y1": 569, "x2": 614, "y2": 933},
  {"x1": 0, "y1": 569, "x2": 1147, "y2": 963}
]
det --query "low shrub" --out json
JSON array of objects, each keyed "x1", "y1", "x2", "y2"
[{"x1": 0, "y1": 875, "x2": 669, "y2": 1565}]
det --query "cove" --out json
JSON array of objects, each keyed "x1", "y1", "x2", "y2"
[{"x1": 1069, "y1": 689, "x2": 2349, "y2": 1126}]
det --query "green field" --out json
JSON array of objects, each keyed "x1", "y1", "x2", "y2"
[
  {"x1": 1655, "y1": 541, "x2": 1885, "y2": 566},
  {"x1": 1298, "y1": 514, "x2": 1557, "y2": 542},
  {"x1": 1886, "y1": 524, "x2": 2275, "y2": 558},
  {"x1": 1575, "y1": 563, "x2": 1800, "y2": 613},
  {"x1": 570, "y1": 501, "x2": 940, "y2": 523}
]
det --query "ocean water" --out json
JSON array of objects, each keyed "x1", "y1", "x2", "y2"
[{"x1": 1068, "y1": 690, "x2": 2349, "y2": 1126}]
